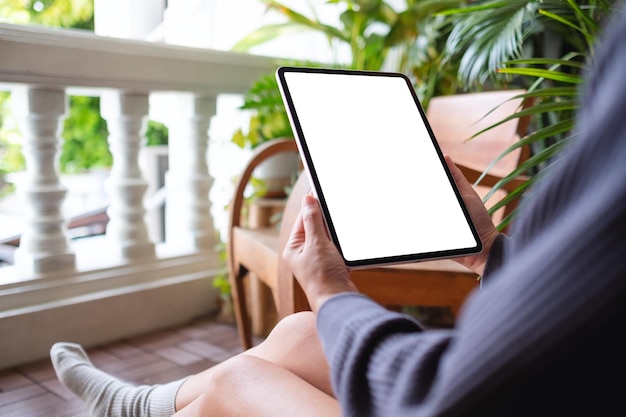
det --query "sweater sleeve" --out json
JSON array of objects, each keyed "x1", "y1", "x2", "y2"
[
  {"x1": 317, "y1": 293, "x2": 454, "y2": 417},
  {"x1": 479, "y1": 233, "x2": 508, "y2": 289}
]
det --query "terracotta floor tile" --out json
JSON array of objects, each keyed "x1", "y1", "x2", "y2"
[
  {"x1": 115, "y1": 357, "x2": 179, "y2": 382},
  {"x1": 0, "y1": 368, "x2": 31, "y2": 391},
  {"x1": 85, "y1": 347, "x2": 128, "y2": 370},
  {"x1": 99, "y1": 341, "x2": 145, "y2": 359},
  {"x1": 14, "y1": 358, "x2": 57, "y2": 383},
  {"x1": 98, "y1": 350, "x2": 161, "y2": 375},
  {"x1": 129, "y1": 329, "x2": 186, "y2": 351},
  {"x1": 0, "y1": 384, "x2": 47, "y2": 407},
  {"x1": 38, "y1": 397, "x2": 91, "y2": 417},
  {"x1": 179, "y1": 339, "x2": 236, "y2": 363},
  {"x1": 0, "y1": 316, "x2": 250, "y2": 417},
  {"x1": 40, "y1": 377, "x2": 77, "y2": 402},
  {"x1": 1, "y1": 392, "x2": 66, "y2": 417},
  {"x1": 154, "y1": 345, "x2": 203, "y2": 366},
  {"x1": 140, "y1": 358, "x2": 219, "y2": 385}
]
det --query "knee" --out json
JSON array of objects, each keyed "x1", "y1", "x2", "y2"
[
  {"x1": 249, "y1": 311, "x2": 318, "y2": 358},
  {"x1": 268, "y1": 311, "x2": 317, "y2": 344},
  {"x1": 189, "y1": 356, "x2": 257, "y2": 414},
  {"x1": 210, "y1": 355, "x2": 252, "y2": 388},
  {"x1": 274, "y1": 311, "x2": 316, "y2": 331}
]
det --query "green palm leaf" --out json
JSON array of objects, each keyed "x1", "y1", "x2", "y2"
[
  {"x1": 443, "y1": 0, "x2": 618, "y2": 228},
  {"x1": 233, "y1": 0, "x2": 464, "y2": 71},
  {"x1": 442, "y1": 0, "x2": 533, "y2": 85},
  {"x1": 231, "y1": 23, "x2": 319, "y2": 52}
]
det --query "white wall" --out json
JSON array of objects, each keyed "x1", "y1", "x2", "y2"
[
  {"x1": 159, "y1": 0, "x2": 343, "y2": 61},
  {"x1": 94, "y1": 0, "x2": 166, "y2": 40}
]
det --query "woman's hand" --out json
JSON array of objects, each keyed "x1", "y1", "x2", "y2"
[
  {"x1": 445, "y1": 155, "x2": 500, "y2": 276},
  {"x1": 283, "y1": 156, "x2": 499, "y2": 307},
  {"x1": 283, "y1": 194, "x2": 358, "y2": 313}
]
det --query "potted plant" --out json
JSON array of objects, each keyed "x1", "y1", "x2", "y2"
[
  {"x1": 230, "y1": 72, "x2": 292, "y2": 150},
  {"x1": 229, "y1": 71, "x2": 300, "y2": 198}
]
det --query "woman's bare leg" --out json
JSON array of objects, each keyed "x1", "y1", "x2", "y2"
[
  {"x1": 174, "y1": 354, "x2": 339, "y2": 417},
  {"x1": 50, "y1": 311, "x2": 333, "y2": 417},
  {"x1": 175, "y1": 311, "x2": 334, "y2": 411}
]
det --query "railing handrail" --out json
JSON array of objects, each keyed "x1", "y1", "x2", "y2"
[{"x1": 0, "y1": 22, "x2": 277, "y2": 94}]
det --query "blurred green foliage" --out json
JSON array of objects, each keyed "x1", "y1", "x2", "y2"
[
  {"x1": 145, "y1": 120, "x2": 169, "y2": 147},
  {"x1": 60, "y1": 96, "x2": 111, "y2": 174},
  {"x1": 0, "y1": 0, "x2": 94, "y2": 28},
  {"x1": 0, "y1": 92, "x2": 23, "y2": 196},
  {"x1": 230, "y1": 73, "x2": 292, "y2": 150}
]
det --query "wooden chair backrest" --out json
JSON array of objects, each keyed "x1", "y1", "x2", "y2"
[
  {"x1": 426, "y1": 89, "x2": 530, "y2": 178},
  {"x1": 427, "y1": 90, "x2": 531, "y2": 224}
]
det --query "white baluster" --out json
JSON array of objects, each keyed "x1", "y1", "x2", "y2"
[
  {"x1": 164, "y1": 93, "x2": 217, "y2": 253},
  {"x1": 11, "y1": 87, "x2": 76, "y2": 275},
  {"x1": 101, "y1": 92, "x2": 156, "y2": 260}
]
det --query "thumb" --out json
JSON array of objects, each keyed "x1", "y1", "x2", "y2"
[{"x1": 301, "y1": 194, "x2": 328, "y2": 241}]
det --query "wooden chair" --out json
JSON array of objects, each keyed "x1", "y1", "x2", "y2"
[
  {"x1": 227, "y1": 139, "x2": 301, "y2": 348},
  {"x1": 228, "y1": 90, "x2": 531, "y2": 349}
]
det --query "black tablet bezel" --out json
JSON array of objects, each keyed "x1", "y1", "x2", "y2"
[{"x1": 276, "y1": 66, "x2": 482, "y2": 268}]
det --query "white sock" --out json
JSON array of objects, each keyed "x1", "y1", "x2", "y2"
[{"x1": 50, "y1": 342, "x2": 186, "y2": 417}]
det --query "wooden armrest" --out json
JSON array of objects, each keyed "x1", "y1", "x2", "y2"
[
  {"x1": 231, "y1": 227, "x2": 280, "y2": 288},
  {"x1": 228, "y1": 139, "x2": 299, "y2": 232}
]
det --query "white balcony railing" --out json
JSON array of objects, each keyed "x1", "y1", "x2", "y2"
[{"x1": 0, "y1": 23, "x2": 276, "y2": 368}]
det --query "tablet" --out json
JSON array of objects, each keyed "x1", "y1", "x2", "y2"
[{"x1": 276, "y1": 66, "x2": 482, "y2": 268}]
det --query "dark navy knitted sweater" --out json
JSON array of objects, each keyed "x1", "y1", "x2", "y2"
[{"x1": 317, "y1": 4, "x2": 626, "y2": 416}]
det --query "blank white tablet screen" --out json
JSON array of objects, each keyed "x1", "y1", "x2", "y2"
[{"x1": 278, "y1": 68, "x2": 480, "y2": 265}]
